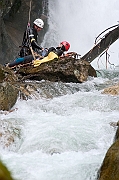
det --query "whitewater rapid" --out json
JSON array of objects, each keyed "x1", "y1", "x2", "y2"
[
  {"x1": 1, "y1": 0, "x2": 119, "y2": 179},
  {"x1": 43, "y1": 0, "x2": 119, "y2": 69},
  {"x1": 0, "y1": 69, "x2": 119, "y2": 180}
]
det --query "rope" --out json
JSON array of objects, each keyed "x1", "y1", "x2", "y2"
[
  {"x1": 28, "y1": 0, "x2": 32, "y2": 24},
  {"x1": 27, "y1": 0, "x2": 36, "y2": 60}
]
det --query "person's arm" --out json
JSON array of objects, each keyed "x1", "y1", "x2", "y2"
[
  {"x1": 46, "y1": 47, "x2": 64, "y2": 57},
  {"x1": 29, "y1": 28, "x2": 43, "y2": 50},
  {"x1": 31, "y1": 39, "x2": 43, "y2": 50},
  {"x1": 48, "y1": 47, "x2": 56, "y2": 53},
  {"x1": 56, "y1": 47, "x2": 64, "y2": 56}
]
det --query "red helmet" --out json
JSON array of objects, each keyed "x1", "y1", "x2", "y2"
[{"x1": 60, "y1": 41, "x2": 70, "y2": 51}]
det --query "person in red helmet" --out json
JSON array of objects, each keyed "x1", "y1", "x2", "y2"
[
  {"x1": 46, "y1": 41, "x2": 70, "y2": 57},
  {"x1": 7, "y1": 41, "x2": 70, "y2": 68},
  {"x1": 60, "y1": 41, "x2": 70, "y2": 51}
]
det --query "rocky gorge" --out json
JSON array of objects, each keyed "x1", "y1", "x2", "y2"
[{"x1": 0, "y1": 1, "x2": 119, "y2": 180}]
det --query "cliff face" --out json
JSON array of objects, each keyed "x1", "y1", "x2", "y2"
[{"x1": 0, "y1": 0, "x2": 48, "y2": 64}]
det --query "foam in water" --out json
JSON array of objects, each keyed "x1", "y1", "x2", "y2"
[
  {"x1": 1, "y1": 75, "x2": 119, "y2": 179},
  {"x1": 0, "y1": 1, "x2": 119, "y2": 180}
]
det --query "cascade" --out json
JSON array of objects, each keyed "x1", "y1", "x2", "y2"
[{"x1": 43, "y1": 0, "x2": 119, "y2": 69}]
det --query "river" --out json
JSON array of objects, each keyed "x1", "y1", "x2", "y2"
[
  {"x1": 0, "y1": 68, "x2": 119, "y2": 180},
  {"x1": 0, "y1": 0, "x2": 119, "y2": 179}
]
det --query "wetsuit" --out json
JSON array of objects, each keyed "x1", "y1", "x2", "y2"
[{"x1": 19, "y1": 26, "x2": 43, "y2": 57}]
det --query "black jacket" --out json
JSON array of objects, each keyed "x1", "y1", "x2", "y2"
[
  {"x1": 19, "y1": 26, "x2": 42, "y2": 57},
  {"x1": 47, "y1": 47, "x2": 64, "y2": 57},
  {"x1": 22, "y1": 26, "x2": 42, "y2": 51}
]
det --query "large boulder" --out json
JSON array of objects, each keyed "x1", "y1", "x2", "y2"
[
  {"x1": 0, "y1": 64, "x2": 18, "y2": 110},
  {"x1": 97, "y1": 134, "x2": 119, "y2": 180},
  {"x1": 102, "y1": 83, "x2": 119, "y2": 95},
  {"x1": 97, "y1": 125, "x2": 119, "y2": 180},
  {"x1": 0, "y1": 82, "x2": 18, "y2": 111},
  {"x1": 17, "y1": 55, "x2": 97, "y2": 83},
  {"x1": 0, "y1": 160, "x2": 14, "y2": 180}
]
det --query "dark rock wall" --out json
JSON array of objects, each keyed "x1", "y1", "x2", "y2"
[{"x1": 0, "y1": 0, "x2": 48, "y2": 64}]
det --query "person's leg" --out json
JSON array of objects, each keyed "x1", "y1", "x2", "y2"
[
  {"x1": 8, "y1": 57, "x2": 25, "y2": 67},
  {"x1": 8, "y1": 55, "x2": 33, "y2": 67},
  {"x1": 20, "y1": 55, "x2": 33, "y2": 64}
]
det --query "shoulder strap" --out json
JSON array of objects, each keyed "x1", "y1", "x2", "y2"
[{"x1": 21, "y1": 23, "x2": 31, "y2": 47}]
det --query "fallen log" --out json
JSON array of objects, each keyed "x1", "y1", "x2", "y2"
[{"x1": 81, "y1": 25, "x2": 119, "y2": 63}]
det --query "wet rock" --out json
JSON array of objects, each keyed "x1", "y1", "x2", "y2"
[
  {"x1": 0, "y1": 64, "x2": 18, "y2": 82},
  {"x1": 0, "y1": 118, "x2": 21, "y2": 148},
  {"x1": 0, "y1": 160, "x2": 14, "y2": 180},
  {"x1": 17, "y1": 55, "x2": 97, "y2": 83},
  {"x1": 0, "y1": 82, "x2": 18, "y2": 111},
  {"x1": 102, "y1": 83, "x2": 119, "y2": 95},
  {"x1": 97, "y1": 139, "x2": 119, "y2": 180},
  {"x1": 0, "y1": 67, "x2": 5, "y2": 82},
  {"x1": 97, "y1": 123, "x2": 119, "y2": 180},
  {"x1": 115, "y1": 125, "x2": 119, "y2": 141},
  {"x1": 0, "y1": 64, "x2": 18, "y2": 111}
]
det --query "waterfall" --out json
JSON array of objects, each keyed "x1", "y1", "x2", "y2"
[
  {"x1": 1, "y1": 1, "x2": 119, "y2": 180},
  {"x1": 43, "y1": 0, "x2": 119, "y2": 69}
]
